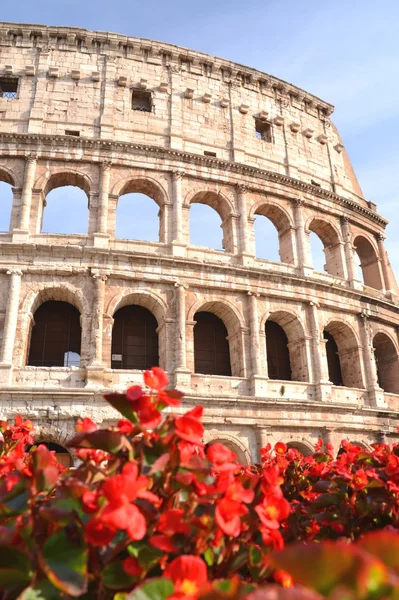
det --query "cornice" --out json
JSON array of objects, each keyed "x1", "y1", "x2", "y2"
[
  {"x1": 0, "y1": 132, "x2": 388, "y2": 227},
  {"x1": 0, "y1": 22, "x2": 334, "y2": 115}
]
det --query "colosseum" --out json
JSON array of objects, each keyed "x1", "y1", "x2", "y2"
[{"x1": 0, "y1": 22, "x2": 398, "y2": 466}]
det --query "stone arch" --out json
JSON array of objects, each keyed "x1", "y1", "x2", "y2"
[
  {"x1": 286, "y1": 440, "x2": 314, "y2": 457},
  {"x1": 112, "y1": 176, "x2": 168, "y2": 243},
  {"x1": 264, "y1": 310, "x2": 309, "y2": 382},
  {"x1": 0, "y1": 166, "x2": 16, "y2": 187},
  {"x1": 32, "y1": 425, "x2": 74, "y2": 466},
  {"x1": 205, "y1": 434, "x2": 250, "y2": 465},
  {"x1": 250, "y1": 199, "x2": 295, "y2": 264},
  {"x1": 112, "y1": 175, "x2": 168, "y2": 208},
  {"x1": 324, "y1": 320, "x2": 364, "y2": 389},
  {"x1": 106, "y1": 289, "x2": 169, "y2": 326},
  {"x1": 188, "y1": 298, "x2": 246, "y2": 377},
  {"x1": 372, "y1": 331, "x2": 399, "y2": 394},
  {"x1": 106, "y1": 290, "x2": 169, "y2": 371},
  {"x1": 353, "y1": 234, "x2": 383, "y2": 290},
  {"x1": 307, "y1": 217, "x2": 345, "y2": 277},
  {"x1": 185, "y1": 188, "x2": 236, "y2": 253},
  {"x1": 18, "y1": 284, "x2": 89, "y2": 368},
  {"x1": 38, "y1": 170, "x2": 91, "y2": 198}
]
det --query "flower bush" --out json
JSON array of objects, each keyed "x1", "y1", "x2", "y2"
[{"x1": 0, "y1": 368, "x2": 398, "y2": 600}]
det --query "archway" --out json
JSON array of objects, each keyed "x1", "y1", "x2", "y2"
[
  {"x1": 324, "y1": 321, "x2": 363, "y2": 388},
  {"x1": 116, "y1": 193, "x2": 160, "y2": 242},
  {"x1": 253, "y1": 203, "x2": 295, "y2": 264},
  {"x1": 112, "y1": 305, "x2": 158, "y2": 370},
  {"x1": 194, "y1": 311, "x2": 231, "y2": 376},
  {"x1": 373, "y1": 333, "x2": 399, "y2": 394},
  {"x1": 324, "y1": 330, "x2": 343, "y2": 386},
  {"x1": 308, "y1": 219, "x2": 345, "y2": 277},
  {"x1": 287, "y1": 441, "x2": 313, "y2": 457},
  {"x1": 265, "y1": 321, "x2": 291, "y2": 381},
  {"x1": 353, "y1": 235, "x2": 383, "y2": 290},
  {"x1": 265, "y1": 311, "x2": 309, "y2": 382},
  {"x1": 0, "y1": 180, "x2": 13, "y2": 232},
  {"x1": 42, "y1": 186, "x2": 89, "y2": 234},
  {"x1": 206, "y1": 437, "x2": 249, "y2": 465},
  {"x1": 28, "y1": 441, "x2": 73, "y2": 468},
  {"x1": 27, "y1": 301, "x2": 81, "y2": 367},
  {"x1": 189, "y1": 191, "x2": 234, "y2": 253}
]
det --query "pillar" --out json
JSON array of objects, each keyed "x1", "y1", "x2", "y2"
[
  {"x1": 236, "y1": 184, "x2": 252, "y2": 257},
  {"x1": 377, "y1": 233, "x2": 397, "y2": 295},
  {"x1": 292, "y1": 198, "x2": 312, "y2": 273},
  {"x1": 308, "y1": 302, "x2": 330, "y2": 384},
  {"x1": 175, "y1": 282, "x2": 187, "y2": 370},
  {"x1": 358, "y1": 312, "x2": 385, "y2": 408},
  {"x1": 340, "y1": 216, "x2": 360, "y2": 287},
  {"x1": 98, "y1": 162, "x2": 111, "y2": 232},
  {"x1": 171, "y1": 171, "x2": 186, "y2": 256},
  {"x1": 255, "y1": 426, "x2": 270, "y2": 461},
  {"x1": 18, "y1": 156, "x2": 37, "y2": 233},
  {"x1": 248, "y1": 292, "x2": 261, "y2": 375},
  {"x1": 91, "y1": 271, "x2": 107, "y2": 365},
  {"x1": 0, "y1": 269, "x2": 23, "y2": 365}
]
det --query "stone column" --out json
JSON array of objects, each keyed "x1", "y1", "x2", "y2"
[
  {"x1": 174, "y1": 282, "x2": 191, "y2": 388},
  {"x1": 236, "y1": 185, "x2": 252, "y2": 257},
  {"x1": 377, "y1": 233, "x2": 397, "y2": 295},
  {"x1": 308, "y1": 302, "x2": 330, "y2": 383},
  {"x1": 0, "y1": 269, "x2": 23, "y2": 365},
  {"x1": 16, "y1": 156, "x2": 37, "y2": 237},
  {"x1": 255, "y1": 426, "x2": 270, "y2": 461},
  {"x1": 292, "y1": 198, "x2": 312, "y2": 274},
  {"x1": 358, "y1": 311, "x2": 385, "y2": 408},
  {"x1": 91, "y1": 271, "x2": 107, "y2": 365},
  {"x1": 94, "y1": 162, "x2": 112, "y2": 246},
  {"x1": 171, "y1": 171, "x2": 186, "y2": 256},
  {"x1": 340, "y1": 216, "x2": 360, "y2": 288},
  {"x1": 248, "y1": 292, "x2": 261, "y2": 375}
]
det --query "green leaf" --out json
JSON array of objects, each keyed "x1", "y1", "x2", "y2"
[
  {"x1": 0, "y1": 546, "x2": 32, "y2": 587},
  {"x1": 0, "y1": 479, "x2": 29, "y2": 516},
  {"x1": 17, "y1": 580, "x2": 64, "y2": 600},
  {"x1": 38, "y1": 527, "x2": 88, "y2": 597},
  {"x1": 204, "y1": 547, "x2": 214, "y2": 567},
  {"x1": 126, "y1": 578, "x2": 174, "y2": 600},
  {"x1": 104, "y1": 393, "x2": 139, "y2": 423},
  {"x1": 102, "y1": 561, "x2": 136, "y2": 590}
]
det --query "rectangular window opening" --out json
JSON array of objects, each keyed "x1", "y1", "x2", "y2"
[
  {"x1": 0, "y1": 78, "x2": 18, "y2": 99},
  {"x1": 131, "y1": 89, "x2": 152, "y2": 112},
  {"x1": 204, "y1": 151, "x2": 217, "y2": 157},
  {"x1": 65, "y1": 130, "x2": 80, "y2": 137},
  {"x1": 255, "y1": 118, "x2": 272, "y2": 143}
]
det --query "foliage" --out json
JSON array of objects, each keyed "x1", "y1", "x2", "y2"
[{"x1": 0, "y1": 369, "x2": 398, "y2": 599}]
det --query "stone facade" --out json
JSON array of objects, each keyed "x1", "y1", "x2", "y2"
[{"x1": 0, "y1": 22, "x2": 398, "y2": 464}]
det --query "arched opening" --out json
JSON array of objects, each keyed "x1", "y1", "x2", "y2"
[
  {"x1": 42, "y1": 186, "x2": 89, "y2": 234},
  {"x1": 0, "y1": 180, "x2": 13, "y2": 232},
  {"x1": 265, "y1": 320, "x2": 291, "y2": 381},
  {"x1": 206, "y1": 438, "x2": 249, "y2": 465},
  {"x1": 253, "y1": 215, "x2": 280, "y2": 262},
  {"x1": 324, "y1": 321, "x2": 363, "y2": 388},
  {"x1": 28, "y1": 301, "x2": 81, "y2": 367},
  {"x1": 189, "y1": 191, "x2": 234, "y2": 253},
  {"x1": 115, "y1": 179, "x2": 165, "y2": 243},
  {"x1": 309, "y1": 231, "x2": 326, "y2": 273},
  {"x1": 194, "y1": 311, "x2": 231, "y2": 376},
  {"x1": 353, "y1": 235, "x2": 383, "y2": 290},
  {"x1": 28, "y1": 442, "x2": 73, "y2": 468},
  {"x1": 111, "y1": 305, "x2": 158, "y2": 370},
  {"x1": 323, "y1": 330, "x2": 343, "y2": 386},
  {"x1": 115, "y1": 193, "x2": 160, "y2": 242},
  {"x1": 308, "y1": 219, "x2": 344, "y2": 277},
  {"x1": 373, "y1": 333, "x2": 399, "y2": 394},
  {"x1": 190, "y1": 204, "x2": 223, "y2": 251},
  {"x1": 254, "y1": 204, "x2": 295, "y2": 264},
  {"x1": 287, "y1": 441, "x2": 313, "y2": 457}
]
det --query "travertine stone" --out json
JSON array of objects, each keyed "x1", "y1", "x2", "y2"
[{"x1": 0, "y1": 23, "x2": 398, "y2": 464}]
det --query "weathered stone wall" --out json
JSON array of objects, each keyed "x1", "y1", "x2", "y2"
[{"x1": 0, "y1": 23, "x2": 398, "y2": 464}]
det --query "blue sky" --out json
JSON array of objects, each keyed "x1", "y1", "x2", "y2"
[{"x1": 1, "y1": 0, "x2": 398, "y2": 277}]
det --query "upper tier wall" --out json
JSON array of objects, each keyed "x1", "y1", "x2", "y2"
[{"x1": 0, "y1": 22, "x2": 364, "y2": 205}]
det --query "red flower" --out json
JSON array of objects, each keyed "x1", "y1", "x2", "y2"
[
  {"x1": 118, "y1": 419, "x2": 135, "y2": 434},
  {"x1": 76, "y1": 417, "x2": 97, "y2": 432},
  {"x1": 255, "y1": 495, "x2": 290, "y2": 530},
  {"x1": 175, "y1": 407, "x2": 204, "y2": 444},
  {"x1": 144, "y1": 367, "x2": 169, "y2": 390},
  {"x1": 149, "y1": 534, "x2": 177, "y2": 552},
  {"x1": 207, "y1": 443, "x2": 238, "y2": 471},
  {"x1": 123, "y1": 556, "x2": 141, "y2": 576},
  {"x1": 215, "y1": 497, "x2": 248, "y2": 537},
  {"x1": 274, "y1": 442, "x2": 287, "y2": 455},
  {"x1": 82, "y1": 491, "x2": 99, "y2": 514},
  {"x1": 164, "y1": 555, "x2": 208, "y2": 600},
  {"x1": 158, "y1": 389, "x2": 183, "y2": 407},
  {"x1": 157, "y1": 509, "x2": 191, "y2": 536},
  {"x1": 126, "y1": 385, "x2": 144, "y2": 402},
  {"x1": 85, "y1": 518, "x2": 115, "y2": 546},
  {"x1": 352, "y1": 468, "x2": 368, "y2": 490},
  {"x1": 274, "y1": 569, "x2": 293, "y2": 588}
]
